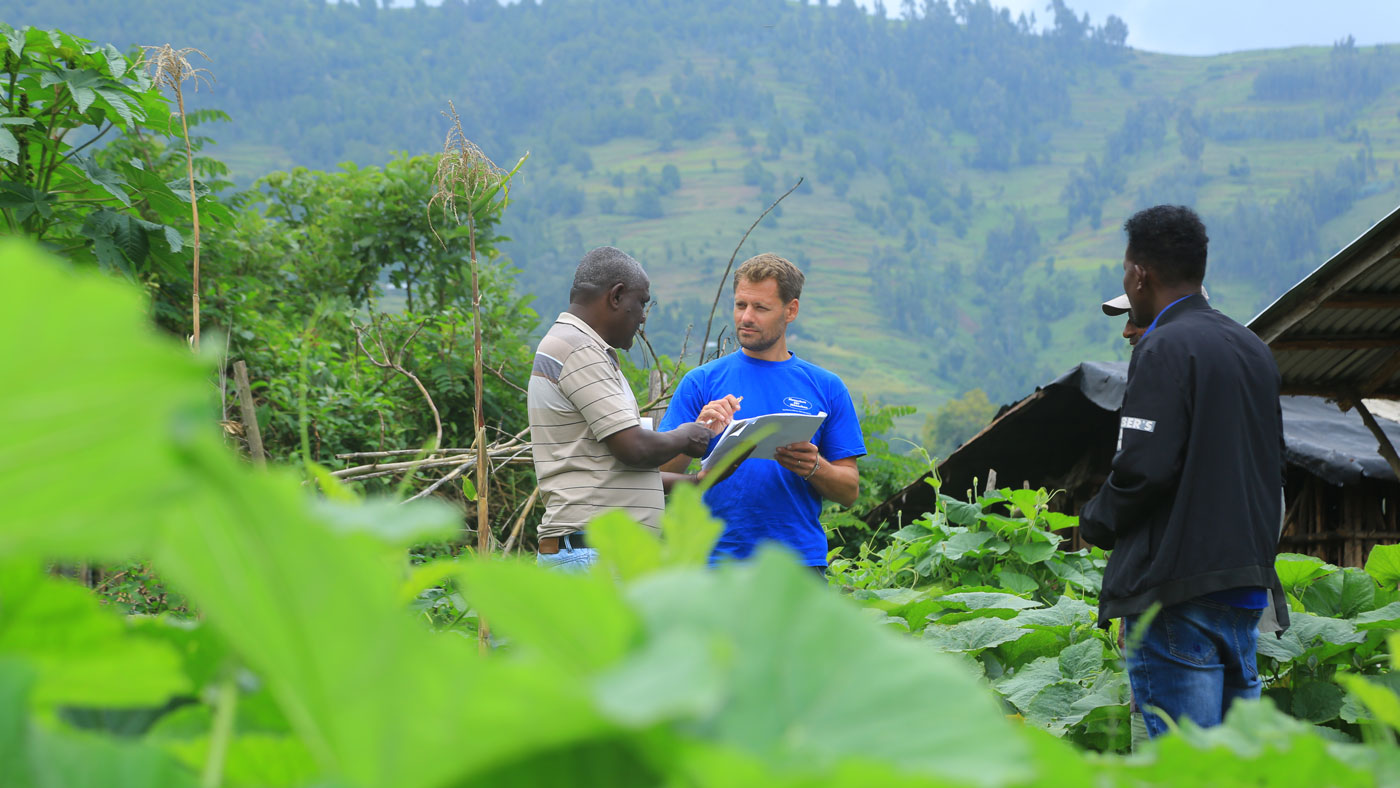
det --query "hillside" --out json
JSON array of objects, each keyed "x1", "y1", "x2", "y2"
[{"x1": 6, "y1": 0, "x2": 1399, "y2": 423}]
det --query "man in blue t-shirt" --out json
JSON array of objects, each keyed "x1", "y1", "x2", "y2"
[{"x1": 659, "y1": 253, "x2": 866, "y2": 571}]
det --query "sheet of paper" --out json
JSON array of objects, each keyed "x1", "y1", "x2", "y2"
[{"x1": 701, "y1": 411, "x2": 827, "y2": 471}]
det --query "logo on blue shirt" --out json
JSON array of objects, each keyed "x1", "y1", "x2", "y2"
[{"x1": 783, "y1": 397, "x2": 814, "y2": 412}]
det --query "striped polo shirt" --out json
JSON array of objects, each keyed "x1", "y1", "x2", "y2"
[{"x1": 528, "y1": 312, "x2": 662, "y2": 535}]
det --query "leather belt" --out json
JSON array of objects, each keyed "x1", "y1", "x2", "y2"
[{"x1": 537, "y1": 533, "x2": 588, "y2": 554}]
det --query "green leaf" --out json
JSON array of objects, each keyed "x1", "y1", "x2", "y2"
[
  {"x1": 2, "y1": 23, "x2": 24, "y2": 57},
  {"x1": 1012, "y1": 540, "x2": 1058, "y2": 564},
  {"x1": 1300, "y1": 567, "x2": 1376, "y2": 618},
  {"x1": 1276, "y1": 552, "x2": 1336, "y2": 595},
  {"x1": 658, "y1": 484, "x2": 724, "y2": 568},
  {"x1": 1339, "y1": 673, "x2": 1400, "y2": 732},
  {"x1": 998, "y1": 570, "x2": 1039, "y2": 595},
  {"x1": 1355, "y1": 601, "x2": 1400, "y2": 630},
  {"x1": 996, "y1": 627, "x2": 1067, "y2": 669},
  {"x1": 168, "y1": 177, "x2": 212, "y2": 203},
  {"x1": 0, "y1": 659, "x2": 37, "y2": 788},
  {"x1": 1366, "y1": 543, "x2": 1400, "y2": 587},
  {"x1": 938, "y1": 591, "x2": 1041, "y2": 611},
  {"x1": 99, "y1": 43, "x2": 127, "y2": 78},
  {"x1": 939, "y1": 529, "x2": 993, "y2": 560},
  {"x1": 1015, "y1": 596, "x2": 1097, "y2": 628},
  {"x1": 994, "y1": 656, "x2": 1063, "y2": 710},
  {"x1": 1058, "y1": 638, "x2": 1103, "y2": 681},
  {"x1": 593, "y1": 629, "x2": 726, "y2": 725},
  {"x1": 626, "y1": 550, "x2": 1035, "y2": 784},
  {"x1": 1026, "y1": 680, "x2": 1088, "y2": 727},
  {"x1": 923, "y1": 616, "x2": 1030, "y2": 652},
  {"x1": 311, "y1": 498, "x2": 457, "y2": 547},
  {"x1": 1291, "y1": 680, "x2": 1345, "y2": 723},
  {"x1": 0, "y1": 562, "x2": 189, "y2": 709},
  {"x1": 940, "y1": 495, "x2": 981, "y2": 526},
  {"x1": 0, "y1": 239, "x2": 208, "y2": 560},
  {"x1": 590, "y1": 509, "x2": 663, "y2": 581},
  {"x1": 0, "y1": 182, "x2": 56, "y2": 223},
  {"x1": 75, "y1": 155, "x2": 131, "y2": 206},
  {"x1": 458, "y1": 559, "x2": 639, "y2": 673},
  {"x1": 0, "y1": 128, "x2": 16, "y2": 165},
  {"x1": 460, "y1": 475, "x2": 477, "y2": 501}
]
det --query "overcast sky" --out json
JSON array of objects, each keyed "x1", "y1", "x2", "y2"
[
  {"x1": 975, "y1": 0, "x2": 1400, "y2": 55},
  {"x1": 382, "y1": 0, "x2": 1400, "y2": 56}
]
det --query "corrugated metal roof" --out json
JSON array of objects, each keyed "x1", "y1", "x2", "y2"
[{"x1": 1247, "y1": 202, "x2": 1400, "y2": 399}]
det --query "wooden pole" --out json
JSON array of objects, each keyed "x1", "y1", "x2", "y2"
[
  {"x1": 1349, "y1": 396, "x2": 1400, "y2": 482},
  {"x1": 233, "y1": 360, "x2": 266, "y2": 468}
]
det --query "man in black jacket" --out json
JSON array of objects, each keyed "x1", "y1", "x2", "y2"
[{"x1": 1080, "y1": 205, "x2": 1288, "y2": 738}]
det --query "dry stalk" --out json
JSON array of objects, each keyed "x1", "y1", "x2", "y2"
[
  {"x1": 501, "y1": 487, "x2": 541, "y2": 554},
  {"x1": 141, "y1": 44, "x2": 213, "y2": 351},
  {"x1": 698, "y1": 177, "x2": 804, "y2": 365},
  {"x1": 352, "y1": 313, "x2": 444, "y2": 453},
  {"x1": 429, "y1": 101, "x2": 512, "y2": 653}
]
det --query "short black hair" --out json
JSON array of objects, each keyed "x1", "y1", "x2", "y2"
[
  {"x1": 570, "y1": 246, "x2": 647, "y2": 303},
  {"x1": 1123, "y1": 205, "x2": 1208, "y2": 285}
]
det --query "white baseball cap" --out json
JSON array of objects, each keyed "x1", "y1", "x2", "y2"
[{"x1": 1101, "y1": 286, "x2": 1208, "y2": 316}]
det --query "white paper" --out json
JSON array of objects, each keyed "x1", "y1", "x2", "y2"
[{"x1": 700, "y1": 411, "x2": 826, "y2": 471}]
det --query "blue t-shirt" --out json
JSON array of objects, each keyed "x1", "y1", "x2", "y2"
[{"x1": 658, "y1": 350, "x2": 866, "y2": 566}]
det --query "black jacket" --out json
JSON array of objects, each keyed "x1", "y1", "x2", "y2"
[{"x1": 1080, "y1": 295, "x2": 1289, "y2": 630}]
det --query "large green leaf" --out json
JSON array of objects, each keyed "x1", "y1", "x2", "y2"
[
  {"x1": 1366, "y1": 543, "x2": 1400, "y2": 587},
  {"x1": 1121, "y1": 699, "x2": 1374, "y2": 787},
  {"x1": 623, "y1": 550, "x2": 1034, "y2": 785},
  {"x1": 1058, "y1": 637, "x2": 1103, "y2": 681},
  {"x1": 0, "y1": 563, "x2": 188, "y2": 710},
  {"x1": 457, "y1": 558, "x2": 639, "y2": 673},
  {"x1": 1015, "y1": 596, "x2": 1097, "y2": 628},
  {"x1": 1355, "y1": 601, "x2": 1400, "y2": 631},
  {"x1": 937, "y1": 591, "x2": 1042, "y2": 611},
  {"x1": 1290, "y1": 679, "x2": 1345, "y2": 723},
  {"x1": 922, "y1": 616, "x2": 1031, "y2": 653},
  {"x1": 1300, "y1": 567, "x2": 1376, "y2": 618},
  {"x1": 1025, "y1": 680, "x2": 1088, "y2": 728},
  {"x1": 993, "y1": 656, "x2": 1063, "y2": 710},
  {"x1": 0, "y1": 238, "x2": 208, "y2": 560},
  {"x1": 1275, "y1": 552, "x2": 1336, "y2": 595},
  {"x1": 1, "y1": 657, "x2": 196, "y2": 788}
]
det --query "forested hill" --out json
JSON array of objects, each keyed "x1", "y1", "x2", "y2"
[{"x1": 9, "y1": 0, "x2": 1400, "y2": 418}]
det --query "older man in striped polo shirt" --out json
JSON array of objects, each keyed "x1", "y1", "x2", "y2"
[{"x1": 528, "y1": 246, "x2": 726, "y2": 572}]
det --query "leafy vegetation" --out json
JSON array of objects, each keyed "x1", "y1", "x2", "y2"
[
  {"x1": 3, "y1": 16, "x2": 1400, "y2": 786},
  {"x1": 833, "y1": 475, "x2": 1400, "y2": 756},
  {"x1": 5, "y1": 235, "x2": 1400, "y2": 786}
]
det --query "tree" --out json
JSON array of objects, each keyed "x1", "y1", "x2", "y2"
[
  {"x1": 921, "y1": 389, "x2": 997, "y2": 460},
  {"x1": 0, "y1": 23, "x2": 232, "y2": 337}
]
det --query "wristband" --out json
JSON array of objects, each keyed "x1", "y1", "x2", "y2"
[{"x1": 804, "y1": 458, "x2": 820, "y2": 481}]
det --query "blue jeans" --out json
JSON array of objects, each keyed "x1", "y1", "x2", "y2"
[
  {"x1": 1125, "y1": 598, "x2": 1262, "y2": 738},
  {"x1": 535, "y1": 539, "x2": 597, "y2": 574}
]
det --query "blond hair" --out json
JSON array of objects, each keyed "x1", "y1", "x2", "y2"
[{"x1": 734, "y1": 253, "x2": 804, "y2": 303}]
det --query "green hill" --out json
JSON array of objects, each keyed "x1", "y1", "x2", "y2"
[{"x1": 6, "y1": 0, "x2": 1398, "y2": 423}]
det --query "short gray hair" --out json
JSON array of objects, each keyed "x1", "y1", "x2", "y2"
[{"x1": 570, "y1": 246, "x2": 648, "y2": 303}]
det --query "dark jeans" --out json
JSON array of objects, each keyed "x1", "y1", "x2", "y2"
[{"x1": 1125, "y1": 598, "x2": 1263, "y2": 738}]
